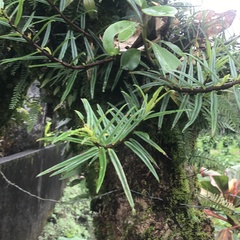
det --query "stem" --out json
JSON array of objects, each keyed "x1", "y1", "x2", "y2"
[{"x1": 142, "y1": 14, "x2": 154, "y2": 66}]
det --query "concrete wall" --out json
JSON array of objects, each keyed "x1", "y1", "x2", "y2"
[{"x1": 0, "y1": 145, "x2": 65, "y2": 240}]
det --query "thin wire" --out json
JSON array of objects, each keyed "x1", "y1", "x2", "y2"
[{"x1": 0, "y1": 170, "x2": 59, "y2": 203}]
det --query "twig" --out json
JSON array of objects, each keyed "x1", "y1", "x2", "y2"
[{"x1": 0, "y1": 170, "x2": 59, "y2": 202}]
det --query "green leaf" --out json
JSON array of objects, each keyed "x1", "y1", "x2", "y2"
[
  {"x1": 210, "y1": 91, "x2": 218, "y2": 136},
  {"x1": 70, "y1": 31, "x2": 78, "y2": 65},
  {"x1": 212, "y1": 176, "x2": 229, "y2": 193},
  {"x1": 102, "y1": 61, "x2": 113, "y2": 92},
  {"x1": 151, "y1": 42, "x2": 181, "y2": 72},
  {"x1": 200, "y1": 180, "x2": 221, "y2": 195},
  {"x1": 41, "y1": 22, "x2": 51, "y2": 48},
  {"x1": 58, "y1": 30, "x2": 70, "y2": 59},
  {"x1": 96, "y1": 147, "x2": 107, "y2": 193},
  {"x1": 60, "y1": 70, "x2": 78, "y2": 104},
  {"x1": 182, "y1": 93, "x2": 203, "y2": 132},
  {"x1": 38, "y1": 147, "x2": 99, "y2": 177},
  {"x1": 171, "y1": 94, "x2": 189, "y2": 129},
  {"x1": 142, "y1": 6, "x2": 177, "y2": 17},
  {"x1": 120, "y1": 48, "x2": 141, "y2": 71},
  {"x1": 229, "y1": 56, "x2": 238, "y2": 78},
  {"x1": 107, "y1": 148, "x2": 135, "y2": 213},
  {"x1": 14, "y1": 0, "x2": 24, "y2": 26},
  {"x1": 132, "y1": 0, "x2": 147, "y2": 8},
  {"x1": 125, "y1": 139, "x2": 159, "y2": 181},
  {"x1": 134, "y1": 131, "x2": 167, "y2": 156},
  {"x1": 126, "y1": 0, "x2": 143, "y2": 23},
  {"x1": 161, "y1": 40, "x2": 184, "y2": 56},
  {"x1": 90, "y1": 66, "x2": 98, "y2": 98},
  {"x1": 158, "y1": 93, "x2": 170, "y2": 129},
  {"x1": 59, "y1": 0, "x2": 73, "y2": 11},
  {"x1": 102, "y1": 20, "x2": 138, "y2": 56},
  {"x1": 233, "y1": 86, "x2": 240, "y2": 110}
]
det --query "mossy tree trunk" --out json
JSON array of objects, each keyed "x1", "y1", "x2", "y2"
[{"x1": 89, "y1": 119, "x2": 214, "y2": 239}]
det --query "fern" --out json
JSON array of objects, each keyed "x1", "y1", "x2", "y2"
[{"x1": 9, "y1": 68, "x2": 29, "y2": 109}]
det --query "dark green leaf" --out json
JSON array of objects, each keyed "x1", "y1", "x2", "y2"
[{"x1": 121, "y1": 49, "x2": 141, "y2": 70}]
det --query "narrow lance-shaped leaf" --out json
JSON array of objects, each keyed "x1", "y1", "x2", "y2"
[
  {"x1": 229, "y1": 55, "x2": 238, "y2": 78},
  {"x1": 210, "y1": 91, "x2": 218, "y2": 136},
  {"x1": 172, "y1": 93, "x2": 190, "y2": 129},
  {"x1": 134, "y1": 131, "x2": 167, "y2": 156},
  {"x1": 58, "y1": 30, "x2": 70, "y2": 59},
  {"x1": 233, "y1": 86, "x2": 240, "y2": 110},
  {"x1": 60, "y1": 70, "x2": 78, "y2": 104},
  {"x1": 142, "y1": 6, "x2": 177, "y2": 17},
  {"x1": 102, "y1": 61, "x2": 113, "y2": 92},
  {"x1": 37, "y1": 147, "x2": 99, "y2": 177},
  {"x1": 182, "y1": 93, "x2": 203, "y2": 132},
  {"x1": 96, "y1": 147, "x2": 107, "y2": 193},
  {"x1": 158, "y1": 93, "x2": 170, "y2": 129},
  {"x1": 70, "y1": 31, "x2": 78, "y2": 65},
  {"x1": 107, "y1": 148, "x2": 135, "y2": 213},
  {"x1": 90, "y1": 66, "x2": 98, "y2": 99},
  {"x1": 41, "y1": 22, "x2": 51, "y2": 48},
  {"x1": 81, "y1": 98, "x2": 99, "y2": 130},
  {"x1": 14, "y1": 0, "x2": 24, "y2": 26},
  {"x1": 125, "y1": 139, "x2": 159, "y2": 182}
]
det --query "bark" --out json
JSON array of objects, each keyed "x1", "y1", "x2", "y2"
[{"x1": 87, "y1": 122, "x2": 214, "y2": 240}]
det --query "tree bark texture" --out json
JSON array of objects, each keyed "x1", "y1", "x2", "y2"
[{"x1": 88, "y1": 122, "x2": 214, "y2": 240}]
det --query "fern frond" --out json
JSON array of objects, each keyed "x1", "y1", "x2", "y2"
[{"x1": 9, "y1": 68, "x2": 29, "y2": 109}]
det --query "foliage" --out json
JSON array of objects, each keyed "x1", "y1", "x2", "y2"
[
  {"x1": 199, "y1": 166, "x2": 240, "y2": 239},
  {"x1": 38, "y1": 87, "x2": 177, "y2": 212},
  {"x1": 39, "y1": 177, "x2": 94, "y2": 240},
  {"x1": 0, "y1": 0, "x2": 240, "y2": 229}
]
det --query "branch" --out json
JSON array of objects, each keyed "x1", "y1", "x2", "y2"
[
  {"x1": 170, "y1": 80, "x2": 240, "y2": 93},
  {"x1": 46, "y1": 0, "x2": 92, "y2": 38},
  {"x1": 4, "y1": 14, "x2": 114, "y2": 70}
]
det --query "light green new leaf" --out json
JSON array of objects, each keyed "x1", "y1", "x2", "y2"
[
  {"x1": 183, "y1": 93, "x2": 203, "y2": 132},
  {"x1": 125, "y1": 139, "x2": 159, "y2": 181},
  {"x1": 121, "y1": 48, "x2": 141, "y2": 70},
  {"x1": 14, "y1": 0, "x2": 24, "y2": 26},
  {"x1": 107, "y1": 148, "x2": 135, "y2": 213},
  {"x1": 151, "y1": 42, "x2": 181, "y2": 72},
  {"x1": 142, "y1": 6, "x2": 177, "y2": 17},
  {"x1": 96, "y1": 147, "x2": 107, "y2": 193},
  {"x1": 102, "y1": 20, "x2": 138, "y2": 56},
  {"x1": 210, "y1": 91, "x2": 218, "y2": 136},
  {"x1": 81, "y1": 98, "x2": 99, "y2": 130}
]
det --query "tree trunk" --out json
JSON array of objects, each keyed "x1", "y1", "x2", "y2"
[{"x1": 88, "y1": 122, "x2": 214, "y2": 240}]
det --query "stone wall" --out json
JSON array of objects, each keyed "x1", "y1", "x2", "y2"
[{"x1": 0, "y1": 145, "x2": 65, "y2": 240}]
